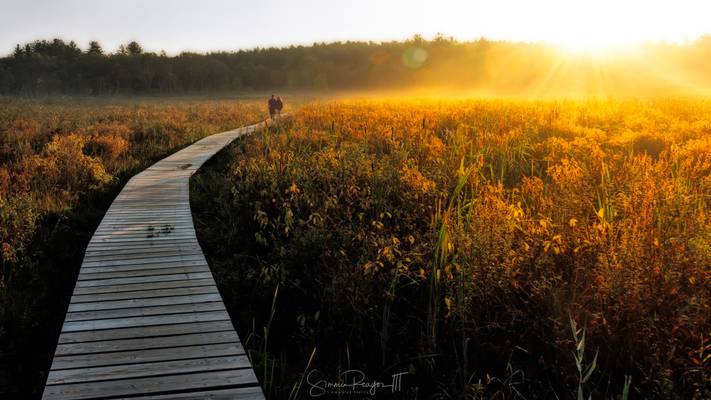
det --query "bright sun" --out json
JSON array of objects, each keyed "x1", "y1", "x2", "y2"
[
  {"x1": 445, "y1": 0, "x2": 711, "y2": 56},
  {"x1": 534, "y1": 1, "x2": 671, "y2": 55},
  {"x1": 554, "y1": 30, "x2": 639, "y2": 55}
]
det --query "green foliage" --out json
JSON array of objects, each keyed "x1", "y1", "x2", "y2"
[{"x1": 570, "y1": 317, "x2": 598, "y2": 400}]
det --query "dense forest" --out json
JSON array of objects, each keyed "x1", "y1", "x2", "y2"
[{"x1": 1, "y1": 35, "x2": 711, "y2": 95}]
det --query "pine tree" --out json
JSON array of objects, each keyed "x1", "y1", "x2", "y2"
[
  {"x1": 87, "y1": 41, "x2": 103, "y2": 55},
  {"x1": 126, "y1": 41, "x2": 143, "y2": 55}
]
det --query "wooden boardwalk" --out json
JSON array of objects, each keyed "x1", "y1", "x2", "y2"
[{"x1": 43, "y1": 120, "x2": 271, "y2": 400}]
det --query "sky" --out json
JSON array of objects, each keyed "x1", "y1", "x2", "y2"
[{"x1": 1, "y1": 0, "x2": 710, "y2": 56}]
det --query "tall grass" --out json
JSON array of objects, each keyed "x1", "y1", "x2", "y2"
[
  {"x1": 193, "y1": 98, "x2": 710, "y2": 399},
  {"x1": 0, "y1": 97, "x2": 265, "y2": 398}
]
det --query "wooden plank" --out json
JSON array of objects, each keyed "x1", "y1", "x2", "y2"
[
  {"x1": 55, "y1": 330, "x2": 240, "y2": 356},
  {"x1": 82, "y1": 248, "x2": 204, "y2": 260},
  {"x1": 97, "y1": 214, "x2": 193, "y2": 220},
  {"x1": 106, "y1": 204, "x2": 189, "y2": 208},
  {"x1": 78, "y1": 265, "x2": 209, "y2": 280},
  {"x1": 83, "y1": 244, "x2": 200, "y2": 254},
  {"x1": 68, "y1": 293, "x2": 223, "y2": 312},
  {"x1": 89, "y1": 231, "x2": 196, "y2": 240},
  {"x1": 97, "y1": 212, "x2": 190, "y2": 219},
  {"x1": 98, "y1": 215, "x2": 192, "y2": 221},
  {"x1": 74, "y1": 271, "x2": 213, "y2": 288},
  {"x1": 85, "y1": 240, "x2": 200, "y2": 252},
  {"x1": 82, "y1": 248, "x2": 203, "y2": 259},
  {"x1": 70, "y1": 285, "x2": 219, "y2": 304},
  {"x1": 80, "y1": 257, "x2": 208, "y2": 271},
  {"x1": 91, "y1": 226, "x2": 191, "y2": 233},
  {"x1": 65, "y1": 300, "x2": 225, "y2": 322},
  {"x1": 92, "y1": 227, "x2": 196, "y2": 236},
  {"x1": 111, "y1": 195, "x2": 188, "y2": 199},
  {"x1": 58, "y1": 320, "x2": 235, "y2": 344},
  {"x1": 100, "y1": 207, "x2": 188, "y2": 215},
  {"x1": 92, "y1": 235, "x2": 197, "y2": 243},
  {"x1": 48, "y1": 342, "x2": 248, "y2": 370},
  {"x1": 94, "y1": 213, "x2": 191, "y2": 219},
  {"x1": 97, "y1": 219, "x2": 192, "y2": 225},
  {"x1": 124, "y1": 386, "x2": 265, "y2": 400},
  {"x1": 72, "y1": 278, "x2": 217, "y2": 295},
  {"x1": 94, "y1": 222, "x2": 195, "y2": 230},
  {"x1": 46, "y1": 355, "x2": 253, "y2": 385},
  {"x1": 62, "y1": 309, "x2": 231, "y2": 332},
  {"x1": 84, "y1": 243, "x2": 199, "y2": 252},
  {"x1": 81, "y1": 254, "x2": 206, "y2": 268},
  {"x1": 99, "y1": 209, "x2": 191, "y2": 214},
  {"x1": 78, "y1": 260, "x2": 209, "y2": 275}
]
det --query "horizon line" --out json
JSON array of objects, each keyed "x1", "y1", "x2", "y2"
[{"x1": 3, "y1": 32, "x2": 711, "y2": 58}]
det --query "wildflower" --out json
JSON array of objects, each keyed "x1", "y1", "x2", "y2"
[{"x1": 596, "y1": 208, "x2": 605, "y2": 219}]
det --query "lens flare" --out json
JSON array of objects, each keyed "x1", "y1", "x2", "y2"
[{"x1": 403, "y1": 47, "x2": 428, "y2": 69}]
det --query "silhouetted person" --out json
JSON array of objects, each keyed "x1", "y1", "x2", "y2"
[
  {"x1": 268, "y1": 94, "x2": 277, "y2": 118},
  {"x1": 275, "y1": 96, "x2": 283, "y2": 116}
]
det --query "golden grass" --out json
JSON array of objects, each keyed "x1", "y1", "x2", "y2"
[
  {"x1": 0, "y1": 98, "x2": 264, "y2": 397},
  {"x1": 193, "y1": 98, "x2": 710, "y2": 398},
  {"x1": 0, "y1": 99, "x2": 263, "y2": 269}
]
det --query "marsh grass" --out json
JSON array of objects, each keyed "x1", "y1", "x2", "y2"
[
  {"x1": 0, "y1": 97, "x2": 264, "y2": 397},
  {"x1": 193, "y1": 98, "x2": 710, "y2": 399}
]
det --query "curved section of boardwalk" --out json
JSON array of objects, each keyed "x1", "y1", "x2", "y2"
[{"x1": 43, "y1": 121, "x2": 271, "y2": 400}]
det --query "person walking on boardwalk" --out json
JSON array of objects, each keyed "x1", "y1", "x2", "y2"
[
  {"x1": 268, "y1": 94, "x2": 277, "y2": 119},
  {"x1": 275, "y1": 96, "x2": 283, "y2": 117}
]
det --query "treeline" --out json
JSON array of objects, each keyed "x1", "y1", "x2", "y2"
[{"x1": 1, "y1": 35, "x2": 711, "y2": 95}]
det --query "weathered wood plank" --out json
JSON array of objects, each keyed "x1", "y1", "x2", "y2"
[
  {"x1": 74, "y1": 271, "x2": 213, "y2": 287},
  {"x1": 85, "y1": 240, "x2": 200, "y2": 252},
  {"x1": 58, "y1": 320, "x2": 235, "y2": 344},
  {"x1": 92, "y1": 235, "x2": 198, "y2": 243},
  {"x1": 46, "y1": 355, "x2": 252, "y2": 385},
  {"x1": 78, "y1": 259, "x2": 209, "y2": 274},
  {"x1": 55, "y1": 330, "x2": 240, "y2": 356},
  {"x1": 68, "y1": 293, "x2": 223, "y2": 312},
  {"x1": 43, "y1": 366, "x2": 258, "y2": 400},
  {"x1": 65, "y1": 300, "x2": 226, "y2": 322},
  {"x1": 62, "y1": 309, "x2": 231, "y2": 332},
  {"x1": 80, "y1": 254, "x2": 206, "y2": 268},
  {"x1": 120, "y1": 386, "x2": 265, "y2": 400},
  {"x1": 77, "y1": 265, "x2": 209, "y2": 280},
  {"x1": 70, "y1": 285, "x2": 219, "y2": 304},
  {"x1": 72, "y1": 278, "x2": 217, "y2": 295},
  {"x1": 49, "y1": 343, "x2": 246, "y2": 370},
  {"x1": 82, "y1": 249, "x2": 204, "y2": 262}
]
